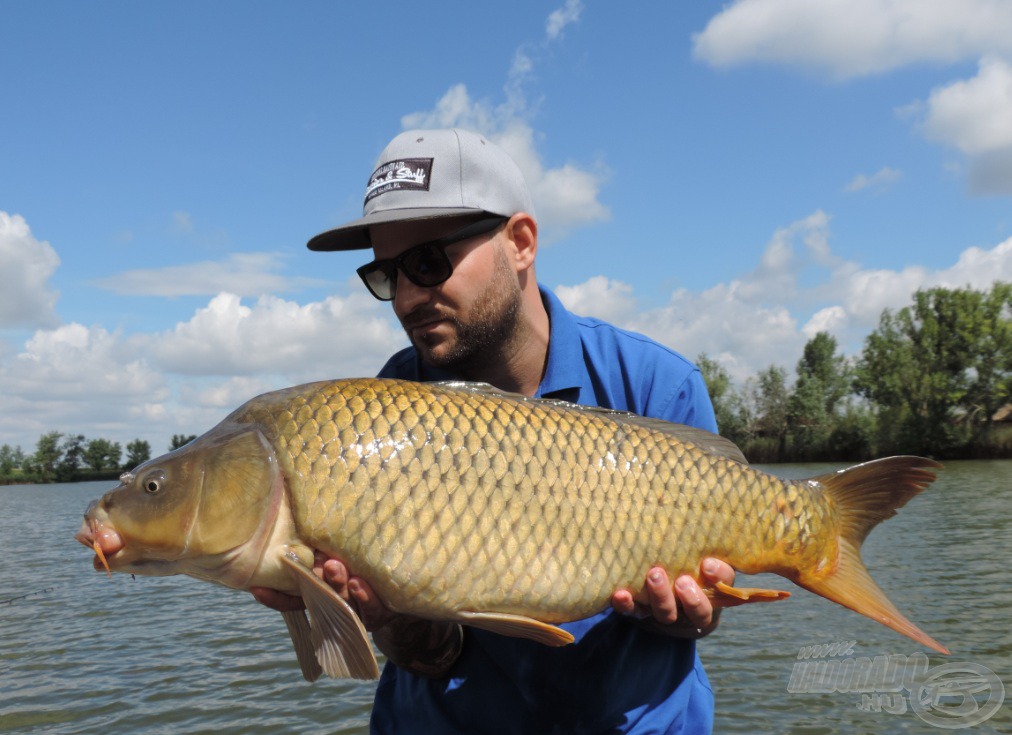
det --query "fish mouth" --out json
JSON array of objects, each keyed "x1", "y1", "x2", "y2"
[{"x1": 75, "y1": 516, "x2": 124, "y2": 577}]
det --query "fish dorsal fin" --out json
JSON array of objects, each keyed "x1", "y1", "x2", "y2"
[
  {"x1": 429, "y1": 380, "x2": 748, "y2": 465},
  {"x1": 280, "y1": 555, "x2": 379, "y2": 680},
  {"x1": 456, "y1": 611, "x2": 574, "y2": 647}
]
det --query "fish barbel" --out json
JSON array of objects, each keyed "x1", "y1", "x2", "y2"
[{"x1": 75, "y1": 378, "x2": 947, "y2": 681}]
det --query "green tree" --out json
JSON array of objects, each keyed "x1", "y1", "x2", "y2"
[
  {"x1": 84, "y1": 438, "x2": 123, "y2": 472},
  {"x1": 125, "y1": 439, "x2": 152, "y2": 469},
  {"x1": 788, "y1": 332, "x2": 852, "y2": 456},
  {"x1": 740, "y1": 365, "x2": 789, "y2": 460},
  {"x1": 170, "y1": 434, "x2": 198, "y2": 451},
  {"x1": 32, "y1": 431, "x2": 63, "y2": 482},
  {"x1": 57, "y1": 434, "x2": 86, "y2": 481},
  {"x1": 961, "y1": 282, "x2": 1012, "y2": 440},
  {"x1": 697, "y1": 353, "x2": 747, "y2": 441},
  {"x1": 0, "y1": 444, "x2": 25, "y2": 476},
  {"x1": 855, "y1": 283, "x2": 1011, "y2": 455}
]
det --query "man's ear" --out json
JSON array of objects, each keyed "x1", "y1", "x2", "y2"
[{"x1": 507, "y1": 213, "x2": 538, "y2": 272}]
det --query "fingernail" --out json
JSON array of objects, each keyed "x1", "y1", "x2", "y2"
[
  {"x1": 649, "y1": 570, "x2": 663, "y2": 584},
  {"x1": 348, "y1": 580, "x2": 361, "y2": 595},
  {"x1": 703, "y1": 559, "x2": 718, "y2": 575},
  {"x1": 676, "y1": 577, "x2": 699, "y2": 603}
]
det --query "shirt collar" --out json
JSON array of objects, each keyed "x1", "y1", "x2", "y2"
[{"x1": 536, "y1": 286, "x2": 584, "y2": 399}]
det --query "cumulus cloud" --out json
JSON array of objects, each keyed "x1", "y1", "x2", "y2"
[
  {"x1": 0, "y1": 211, "x2": 61, "y2": 329},
  {"x1": 402, "y1": 85, "x2": 609, "y2": 239},
  {"x1": 139, "y1": 290, "x2": 404, "y2": 380},
  {"x1": 556, "y1": 214, "x2": 1012, "y2": 382},
  {"x1": 0, "y1": 287, "x2": 408, "y2": 453},
  {"x1": 0, "y1": 322, "x2": 170, "y2": 450},
  {"x1": 917, "y1": 57, "x2": 1012, "y2": 194},
  {"x1": 94, "y1": 252, "x2": 326, "y2": 297},
  {"x1": 555, "y1": 276, "x2": 636, "y2": 324},
  {"x1": 400, "y1": 2, "x2": 608, "y2": 240},
  {"x1": 845, "y1": 166, "x2": 902, "y2": 193},
  {"x1": 693, "y1": 0, "x2": 1012, "y2": 79}
]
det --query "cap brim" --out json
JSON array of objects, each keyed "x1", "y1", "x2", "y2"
[{"x1": 306, "y1": 207, "x2": 490, "y2": 251}]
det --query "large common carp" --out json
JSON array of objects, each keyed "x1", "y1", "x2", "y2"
[{"x1": 75, "y1": 378, "x2": 947, "y2": 681}]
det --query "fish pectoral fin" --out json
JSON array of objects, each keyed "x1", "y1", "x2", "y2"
[
  {"x1": 280, "y1": 555, "x2": 380, "y2": 680},
  {"x1": 456, "y1": 611, "x2": 575, "y2": 647},
  {"x1": 706, "y1": 580, "x2": 791, "y2": 608},
  {"x1": 281, "y1": 610, "x2": 323, "y2": 682}
]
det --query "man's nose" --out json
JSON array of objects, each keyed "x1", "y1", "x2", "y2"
[{"x1": 393, "y1": 272, "x2": 434, "y2": 313}]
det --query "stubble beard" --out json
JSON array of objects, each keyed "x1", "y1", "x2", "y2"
[{"x1": 407, "y1": 245, "x2": 525, "y2": 378}]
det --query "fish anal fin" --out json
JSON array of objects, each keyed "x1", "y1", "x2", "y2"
[
  {"x1": 457, "y1": 611, "x2": 575, "y2": 647},
  {"x1": 281, "y1": 609, "x2": 323, "y2": 682},
  {"x1": 706, "y1": 580, "x2": 790, "y2": 608},
  {"x1": 280, "y1": 555, "x2": 380, "y2": 680}
]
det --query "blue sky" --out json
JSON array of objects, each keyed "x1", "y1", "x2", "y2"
[{"x1": 2, "y1": 0, "x2": 1011, "y2": 455}]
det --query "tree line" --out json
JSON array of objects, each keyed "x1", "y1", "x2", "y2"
[
  {"x1": 0, "y1": 434, "x2": 197, "y2": 484},
  {"x1": 2, "y1": 283, "x2": 1008, "y2": 483},
  {"x1": 700, "y1": 283, "x2": 1011, "y2": 462}
]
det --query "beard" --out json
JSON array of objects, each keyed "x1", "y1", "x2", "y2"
[{"x1": 403, "y1": 244, "x2": 524, "y2": 376}]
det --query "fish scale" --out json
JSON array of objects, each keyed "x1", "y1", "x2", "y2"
[
  {"x1": 233, "y1": 379, "x2": 821, "y2": 619},
  {"x1": 77, "y1": 377, "x2": 948, "y2": 682}
]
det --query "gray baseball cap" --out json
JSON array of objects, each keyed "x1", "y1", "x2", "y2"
[{"x1": 307, "y1": 128, "x2": 535, "y2": 251}]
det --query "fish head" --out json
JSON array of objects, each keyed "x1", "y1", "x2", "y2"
[{"x1": 76, "y1": 424, "x2": 282, "y2": 580}]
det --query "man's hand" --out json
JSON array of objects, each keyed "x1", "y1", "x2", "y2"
[{"x1": 610, "y1": 558, "x2": 735, "y2": 638}]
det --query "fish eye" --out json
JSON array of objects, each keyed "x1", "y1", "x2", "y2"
[{"x1": 141, "y1": 471, "x2": 165, "y2": 494}]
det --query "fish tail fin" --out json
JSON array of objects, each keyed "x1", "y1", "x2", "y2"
[{"x1": 796, "y1": 456, "x2": 949, "y2": 655}]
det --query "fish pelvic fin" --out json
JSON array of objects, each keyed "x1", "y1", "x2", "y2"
[
  {"x1": 798, "y1": 456, "x2": 949, "y2": 655},
  {"x1": 281, "y1": 610, "x2": 323, "y2": 682},
  {"x1": 280, "y1": 555, "x2": 380, "y2": 680},
  {"x1": 456, "y1": 611, "x2": 575, "y2": 646},
  {"x1": 706, "y1": 580, "x2": 790, "y2": 607}
]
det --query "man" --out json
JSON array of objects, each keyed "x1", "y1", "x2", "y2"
[{"x1": 253, "y1": 128, "x2": 734, "y2": 733}]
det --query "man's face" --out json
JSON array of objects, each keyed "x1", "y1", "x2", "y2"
[{"x1": 369, "y1": 216, "x2": 522, "y2": 371}]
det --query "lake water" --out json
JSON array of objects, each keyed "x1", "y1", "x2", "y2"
[{"x1": 1, "y1": 461, "x2": 1008, "y2": 734}]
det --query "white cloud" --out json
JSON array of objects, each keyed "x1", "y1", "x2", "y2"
[
  {"x1": 402, "y1": 85, "x2": 609, "y2": 238},
  {"x1": 399, "y1": 2, "x2": 606, "y2": 240},
  {"x1": 693, "y1": 0, "x2": 1012, "y2": 79},
  {"x1": 0, "y1": 322, "x2": 170, "y2": 450},
  {"x1": 845, "y1": 166, "x2": 902, "y2": 193},
  {"x1": 0, "y1": 287, "x2": 408, "y2": 454},
  {"x1": 546, "y1": 0, "x2": 583, "y2": 41},
  {"x1": 94, "y1": 252, "x2": 326, "y2": 297},
  {"x1": 918, "y1": 57, "x2": 1012, "y2": 194},
  {"x1": 803, "y1": 306, "x2": 848, "y2": 338},
  {"x1": 555, "y1": 276, "x2": 635, "y2": 324},
  {"x1": 556, "y1": 214, "x2": 1012, "y2": 382},
  {"x1": 0, "y1": 211, "x2": 60, "y2": 329},
  {"x1": 139, "y1": 290, "x2": 404, "y2": 380}
]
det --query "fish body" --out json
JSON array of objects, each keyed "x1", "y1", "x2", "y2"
[{"x1": 76, "y1": 378, "x2": 947, "y2": 680}]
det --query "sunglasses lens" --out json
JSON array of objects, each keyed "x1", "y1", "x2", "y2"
[
  {"x1": 402, "y1": 245, "x2": 452, "y2": 287},
  {"x1": 360, "y1": 265, "x2": 395, "y2": 300}
]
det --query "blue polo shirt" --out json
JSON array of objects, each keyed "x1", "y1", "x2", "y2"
[{"x1": 372, "y1": 287, "x2": 717, "y2": 734}]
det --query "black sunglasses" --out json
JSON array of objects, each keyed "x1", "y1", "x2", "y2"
[{"x1": 356, "y1": 217, "x2": 508, "y2": 301}]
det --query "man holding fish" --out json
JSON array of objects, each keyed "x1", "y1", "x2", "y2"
[{"x1": 253, "y1": 128, "x2": 735, "y2": 733}]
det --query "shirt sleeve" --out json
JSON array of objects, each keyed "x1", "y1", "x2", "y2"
[{"x1": 649, "y1": 367, "x2": 719, "y2": 434}]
